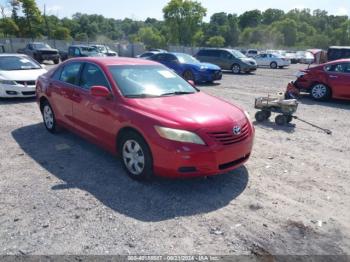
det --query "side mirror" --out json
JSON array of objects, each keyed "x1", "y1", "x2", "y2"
[
  {"x1": 188, "y1": 80, "x2": 195, "y2": 87},
  {"x1": 90, "y1": 86, "x2": 112, "y2": 98}
]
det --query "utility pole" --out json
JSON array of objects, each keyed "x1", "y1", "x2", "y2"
[{"x1": 43, "y1": 4, "x2": 51, "y2": 39}]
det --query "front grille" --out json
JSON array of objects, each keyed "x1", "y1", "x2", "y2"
[
  {"x1": 213, "y1": 70, "x2": 222, "y2": 79},
  {"x1": 21, "y1": 91, "x2": 35, "y2": 96},
  {"x1": 207, "y1": 123, "x2": 250, "y2": 146},
  {"x1": 16, "y1": 81, "x2": 36, "y2": 86},
  {"x1": 40, "y1": 50, "x2": 58, "y2": 55}
]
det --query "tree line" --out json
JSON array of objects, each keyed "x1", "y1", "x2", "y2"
[{"x1": 0, "y1": 0, "x2": 349, "y2": 49}]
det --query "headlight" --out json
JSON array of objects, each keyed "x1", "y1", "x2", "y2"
[
  {"x1": 0, "y1": 80, "x2": 17, "y2": 85},
  {"x1": 155, "y1": 126, "x2": 205, "y2": 145},
  {"x1": 244, "y1": 110, "x2": 251, "y2": 122}
]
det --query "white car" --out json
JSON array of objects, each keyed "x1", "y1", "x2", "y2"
[
  {"x1": 254, "y1": 53, "x2": 291, "y2": 69},
  {"x1": 0, "y1": 54, "x2": 47, "y2": 98}
]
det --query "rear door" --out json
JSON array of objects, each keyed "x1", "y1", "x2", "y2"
[
  {"x1": 49, "y1": 62, "x2": 83, "y2": 125},
  {"x1": 72, "y1": 62, "x2": 117, "y2": 148},
  {"x1": 326, "y1": 62, "x2": 350, "y2": 99},
  {"x1": 219, "y1": 50, "x2": 234, "y2": 70}
]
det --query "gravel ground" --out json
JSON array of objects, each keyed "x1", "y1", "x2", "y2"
[{"x1": 0, "y1": 64, "x2": 349, "y2": 256}]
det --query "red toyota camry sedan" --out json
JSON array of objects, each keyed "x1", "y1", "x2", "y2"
[{"x1": 36, "y1": 57, "x2": 254, "y2": 180}]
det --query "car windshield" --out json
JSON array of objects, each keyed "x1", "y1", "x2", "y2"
[
  {"x1": 109, "y1": 65, "x2": 197, "y2": 98},
  {"x1": 175, "y1": 53, "x2": 199, "y2": 64},
  {"x1": 230, "y1": 50, "x2": 246, "y2": 58},
  {"x1": 0, "y1": 56, "x2": 41, "y2": 71},
  {"x1": 33, "y1": 43, "x2": 51, "y2": 49},
  {"x1": 94, "y1": 46, "x2": 107, "y2": 52},
  {"x1": 81, "y1": 47, "x2": 97, "y2": 53}
]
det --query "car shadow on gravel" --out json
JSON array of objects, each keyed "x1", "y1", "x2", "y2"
[
  {"x1": 253, "y1": 120, "x2": 296, "y2": 133},
  {"x1": 12, "y1": 123, "x2": 249, "y2": 222},
  {"x1": 0, "y1": 97, "x2": 36, "y2": 105},
  {"x1": 297, "y1": 96, "x2": 350, "y2": 110}
]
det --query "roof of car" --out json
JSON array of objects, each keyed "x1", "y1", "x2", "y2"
[
  {"x1": 328, "y1": 46, "x2": 350, "y2": 49},
  {"x1": 69, "y1": 45, "x2": 91, "y2": 48},
  {"x1": 325, "y1": 58, "x2": 350, "y2": 64},
  {"x1": 0, "y1": 53, "x2": 30, "y2": 57},
  {"x1": 67, "y1": 57, "x2": 160, "y2": 66}
]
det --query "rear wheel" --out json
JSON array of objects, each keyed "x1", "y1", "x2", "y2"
[
  {"x1": 310, "y1": 83, "x2": 331, "y2": 101},
  {"x1": 119, "y1": 131, "x2": 153, "y2": 181},
  {"x1": 42, "y1": 101, "x2": 58, "y2": 133},
  {"x1": 231, "y1": 64, "x2": 241, "y2": 74},
  {"x1": 270, "y1": 62, "x2": 277, "y2": 69}
]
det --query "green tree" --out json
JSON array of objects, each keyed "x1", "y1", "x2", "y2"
[
  {"x1": 206, "y1": 36, "x2": 225, "y2": 47},
  {"x1": 163, "y1": 0, "x2": 206, "y2": 45},
  {"x1": 19, "y1": 0, "x2": 42, "y2": 38},
  {"x1": 0, "y1": 17, "x2": 19, "y2": 36},
  {"x1": 239, "y1": 10, "x2": 261, "y2": 29},
  {"x1": 271, "y1": 18, "x2": 297, "y2": 46},
  {"x1": 52, "y1": 26, "x2": 71, "y2": 40},
  {"x1": 136, "y1": 27, "x2": 166, "y2": 49},
  {"x1": 262, "y1": 9, "x2": 285, "y2": 24}
]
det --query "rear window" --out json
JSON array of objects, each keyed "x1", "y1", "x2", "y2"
[{"x1": 328, "y1": 48, "x2": 350, "y2": 61}]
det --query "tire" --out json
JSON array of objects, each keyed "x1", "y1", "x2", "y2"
[
  {"x1": 231, "y1": 64, "x2": 241, "y2": 74},
  {"x1": 119, "y1": 131, "x2": 153, "y2": 181},
  {"x1": 310, "y1": 83, "x2": 331, "y2": 101},
  {"x1": 42, "y1": 101, "x2": 58, "y2": 133},
  {"x1": 255, "y1": 111, "x2": 267, "y2": 122},
  {"x1": 270, "y1": 62, "x2": 277, "y2": 69},
  {"x1": 275, "y1": 115, "x2": 287, "y2": 126},
  {"x1": 53, "y1": 58, "x2": 60, "y2": 64},
  {"x1": 286, "y1": 115, "x2": 293, "y2": 123},
  {"x1": 183, "y1": 70, "x2": 195, "y2": 81}
]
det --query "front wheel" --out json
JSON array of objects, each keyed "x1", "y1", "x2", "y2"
[
  {"x1": 270, "y1": 62, "x2": 277, "y2": 69},
  {"x1": 42, "y1": 101, "x2": 58, "y2": 133},
  {"x1": 310, "y1": 83, "x2": 331, "y2": 101},
  {"x1": 119, "y1": 132, "x2": 153, "y2": 181},
  {"x1": 183, "y1": 70, "x2": 195, "y2": 81}
]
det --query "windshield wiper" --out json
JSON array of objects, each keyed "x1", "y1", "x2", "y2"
[
  {"x1": 160, "y1": 91, "x2": 195, "y2": 96},
  {"x1": 124, "y1": 94, "x2": 160, "y2": 98}
]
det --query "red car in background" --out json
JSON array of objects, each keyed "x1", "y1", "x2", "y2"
[
  {"x1": 294, "y1": 59, "x2": 350, "y2": 101},
  {"x1": 36, "y1": 57, "x2": 254, "y2": 180}
]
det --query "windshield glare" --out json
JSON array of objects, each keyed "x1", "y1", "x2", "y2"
[
  {"x1": 33, "y1": 43, "x2": 51, "y2": 49},
  {"x1": 109, "y1": 65, "x2": 197, "y2": 97},
  {"x1": 230, "y1": 50, "x2": 246, "y2": 58},
  {"x1": 0, "y1": 56, "x2": 41, "y2": 71},
  {"x1": 176, "y1": 54, "x2": 199, "y2": 64}
]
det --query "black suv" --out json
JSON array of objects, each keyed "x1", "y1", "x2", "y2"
[{"x1": 327, "y1": 46, "x2": 350, "y2": 61}]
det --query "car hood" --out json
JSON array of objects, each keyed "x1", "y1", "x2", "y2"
[
  {"x1": 0, "y1": 69, "x2": 47, "y2": 81},
  {"x1": 241, "y1": 57, "x2": 256, "y2": 64},
  {"x1": 126, "y1": 92, "x2": 246, "y2": 130}
]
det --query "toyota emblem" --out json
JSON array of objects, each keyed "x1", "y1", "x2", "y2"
[{"x1": 233, "y1": 126, "x2": 241, "y2": 135}]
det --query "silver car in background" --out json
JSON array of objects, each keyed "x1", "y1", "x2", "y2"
[{"x1": 254, "y1": 53, "x2": 291, "y2": 69}]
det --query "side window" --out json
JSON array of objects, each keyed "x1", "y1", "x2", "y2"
[
  {"x1": 79, "y1": 63, "x2": 109, "y2": 90},
  {"x1": 220, "y1": 51, "x2": 232, "y2": 59},
  {"x1": 52, "y1": 67, "x2": 63, "y2": 81},
  {"x1": 68, "y1": 47, "x2": 74, "y2": 56},
  {"x1": 211, "y1": 50, "x2": 221, "y2": 57},
  {"x1": 74, "y1": 48, "x2": 80, "y2": 56},
  {"x1": 60, "y1": 63, "x2": 82, "y2": 85},
  {"x1": 163, "y1": 54, "x2": 177, "y2": 62}
]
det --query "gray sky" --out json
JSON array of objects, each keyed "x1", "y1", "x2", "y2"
[{"x1": 6, "y1": 0, "x2": 350, "y2": 20}]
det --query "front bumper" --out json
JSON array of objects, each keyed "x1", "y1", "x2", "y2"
[
  {"x1": 38, "y1": 53, "x2": 60, "y2": 60},
  {"x1": 195, "y1": 70, "x2": 222, "y2": 82},
  {"x1": 151, "y1": 124, "x2": 254, "y2": 178},
  {"x1": 0, "y1": 84, "x2": 36, "y2": 98},
  {"x1": 241, "y1": 64, "x2": 257, "y2": 72}
]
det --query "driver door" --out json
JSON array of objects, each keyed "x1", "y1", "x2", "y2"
[{"x1": 72, "y1": 62, "x2": 118, "y2": 150}]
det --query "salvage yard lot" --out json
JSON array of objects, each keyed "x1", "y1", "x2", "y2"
[{"x1": 0, "y1": 64, "x2": 349, "y2": 255}]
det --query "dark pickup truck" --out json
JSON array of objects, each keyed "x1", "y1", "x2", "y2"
[{"x1": 18, "y1": 42, "x2": 60, "y2": 64}]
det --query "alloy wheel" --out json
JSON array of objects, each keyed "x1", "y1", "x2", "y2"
[{"x1": 122, "y1": 140, "x2": 145, "y2": 176}]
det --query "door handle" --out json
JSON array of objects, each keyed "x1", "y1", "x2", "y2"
[
  {"x1": 72, "y1": 92, "x2": 80, "y2": 98},
  {"x1": 329, "y1": 75, "x2": 338, "y2": 78}
]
